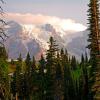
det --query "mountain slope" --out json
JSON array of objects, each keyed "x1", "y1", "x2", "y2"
[{"x1": 4, "y1": 21, "x2": 88, "y2": 60}]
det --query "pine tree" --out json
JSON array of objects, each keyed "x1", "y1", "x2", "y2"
[
  {"x1": 0, "y1": 59, "x2": 10, "y2": 100},
  {"x1": 38, "y1": 55, "x2": 46, "y2": 100},
  {"x1": 17, "y1": 53, "x2": 22, "y2": 71},
  {"x1": 25, "y1": 52, "x2": 32, "y2": 99},
  {"x1": 63, "y1": 54, "x2": 75, "y2": 100},
  {"x1": 55, "y1": 52, "x2": 63, "y2": 100},
  {"x1": 45, "y1": 36, "x2": 58, "y2": 100},
  {"x1": 15, "y1": 65, "x2": 21, "y2": 99},
  {"x1": 87, "y1": 0, "x2": 100, "y2": 99},
  {"x1": 81, "y1": 54, "x2": 89, "y2": 100},
  {"x1": 25, "y1": 52, "x2": 31, "y2": 72},
  {"x1": 71, "y1": 56, "x2": 77, "y2": 70},
  {"x1": 32, "y1": 55, "x2": 36, "y2": 71}
]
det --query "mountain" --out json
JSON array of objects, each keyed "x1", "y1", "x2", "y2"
[
  {"x1": 5, "y1": 21, "x2": 41, "y2": 59},
  {"x1": 4, "y1": 21, "x2": 88, "y2": 60},
  {"x1": 67, "y1": 31, "x2": 89, "y2": 59}
]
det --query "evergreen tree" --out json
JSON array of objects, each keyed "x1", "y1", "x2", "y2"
[
  {"x1": 17, "y1": 53, "x2": 22, "y2": 71},
  {"x1": 63, "y1": 55, "x2": 75, "y2": 100},
  {"x1": 10, "y1": 72, "x2": 16, "y2": 99},
  {"x1": 55, "y1": 52, "x2": 63, "y2": 100},
  {"x1": 87, "y1": 0, "x2": 100, "y2": 99},
  {"x1": 81, "y1": 54, "x2": 89, "y2": 100},
  {"x1": 25, "y1": 52, "x2": 32, "y2": 99},
  {"x1": 32, "y1": 55, "x2": 36, "y2": 71},
  {"x1": 0, "y1": 60, "x2": 10, "y2": 100},
  {"x1": 71, "y1": 56, "x2": 77, "y2": 70},
  {"x1": 15, "y1": 61, "x2": 22, "y2": 99},
  {"x1": 25, "y1": 52, "x2": 31, "y2": 72},
  {"x1": 45, "y1": 36, "x2": 58, "y2": 100},
  {"x1": 38, "y1": 55, "x2": 46, "y2": 100}
]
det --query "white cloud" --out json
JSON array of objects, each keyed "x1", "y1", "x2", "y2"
[{"x1": 6, "y1": 13, "x2": 87, "y2": 33}]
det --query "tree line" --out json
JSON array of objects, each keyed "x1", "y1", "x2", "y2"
[{"x1": 0, "y1": 36, "x2": 90, "y2": 100}]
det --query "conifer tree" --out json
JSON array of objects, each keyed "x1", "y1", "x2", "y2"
[
  {"x1": 17, "y1": 53, "x2": 22, "y2": 71},
  {"x1": 25, "y1": 52, "x2": 32, "y2": 99},
  {"x1": 71, "y1": 56, "x2": 77, "y2": 70},
  {"x1": 25, "y1": 52, "x2": 31, "y2": 72},
  {"x1": 64, "y1": 60, "x2": 76, "y2": 99},
  {"x1": 0, "y1": 60, "x2": 9, "y2": 100},
  {"x1": 10, "y1": 59, "x2": 22, "y2": 99},
  {"x1": 15, "y1": 64, "x2": 22, "y2": 99},
  {"x1": 87, "y1": 0, "x2": 100, "y2": 99},
  {"x1": 38, "y1": 55, "x2": 46, "y2": 100},
  {"x1": 55, "y1": 52, "x2": 63, "y2": 100},
  {"x1": 32, "y1": 55, "x2": 36, "y2": 71},
  {"x1": 45, "y1": 36, "x2": 58, "y2": 100},
  {"x1": 81, "y1": 54, "x2": 89, "y2": 100}
]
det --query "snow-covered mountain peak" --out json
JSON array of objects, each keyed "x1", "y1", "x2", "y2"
[{"x1": 4, "y1": 21, "x2": 88, "y2": 60}]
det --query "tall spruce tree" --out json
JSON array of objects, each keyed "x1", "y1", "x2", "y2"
[
  {"x1": 45, "y1": 36, "x2": 58, "y2": 100},
  {"x1": 32, "y1": 56, "x2": 36, "y2": 71},
  {"x1": 38, "y1": 55, "x2": 46, "y2": 100},
  {"x1": 87, "y1": 0, "x2": 100, "y2": 99},
  {"x1": 55, "y1": 52, "x2": 63, "y2": 100},
  {"x1": 25, "y1": 52, "x2": 32, "y2": 99},
  {"x1": 81, "y1": 54, "x2": 89, "y2": 100},
  {"x1": 25, "y1": 52, "x2": 31, "y2": 72},
  {"x1": 63, "y1": 53, "x2": 75, "y2": 100},
  {"x1": 15, "y1": 63, "x2": 22, "y2": 99},
  {"x1": 71, "y1": 56, "x2": 77, "y2": 70},
  {"x1": 17, "y1": 53, "x2": 22, "y2": 71}
]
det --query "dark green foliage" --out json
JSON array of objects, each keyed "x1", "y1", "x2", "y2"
[
  {"x1": 32, "y1": 55, "x2": 36, "y2": 70},
  {"x1": 45, "y1": 36, "x2": 59, "y2": 100},
  {"x1": 80, "y1": 54, "x2": 89, "y2": 100},
  {"x1": 0, "y1": 37, "x2": 92, "y2": 100},
  {"x1": 0, "y1": 46, "x2": 8, "y2": 60},
  {"x1": 87, "y1": 0, "x2": 100, "y2": 99},
  {"x1": 25, "y1": 52, "x2": 31, "y2": 72},
  {"x1": 56, "y1": 53, "x2": 62, "y2": 80},
  {"x1": 0, "y1": 59, "x2": 9, "y2": 100},
  {"x1": 38, "y1": 55, "x2": 46, "y2": 100},
  {"x1": 71, "y1": 56, "x2": 77, "y2": 70}
]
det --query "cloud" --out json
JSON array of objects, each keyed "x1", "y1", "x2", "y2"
[{"x1": 6, "y1": 13, "x2": 87, "y2": 33}]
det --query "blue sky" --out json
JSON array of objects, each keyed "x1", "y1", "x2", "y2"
[{"x1": 5, "y1": 0, "x2": 89, "y2": 25}]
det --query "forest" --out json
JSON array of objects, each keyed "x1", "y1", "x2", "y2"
[{"x1": 0, "y1": 0, "x2": 100, "y2": 100}]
